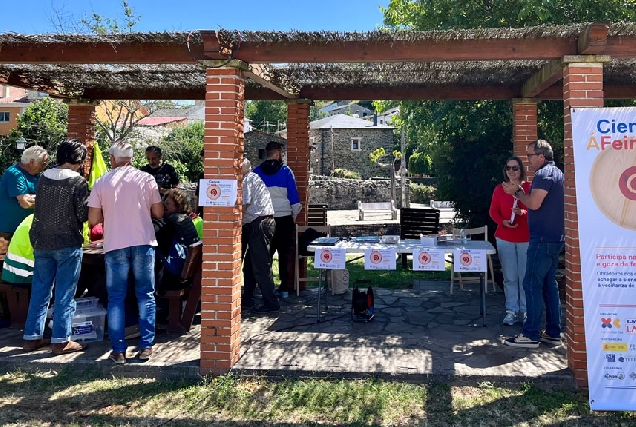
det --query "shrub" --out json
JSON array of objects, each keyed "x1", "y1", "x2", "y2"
[
  {"x1": 408, "y1": 152, "x2": 432, "y2": 175},
  {"x1": 409, "y1": 183, "x2": 437, "y2": 204},
  {"x1": 332, "y1": 169, "x2": 361, "y2": 179}
]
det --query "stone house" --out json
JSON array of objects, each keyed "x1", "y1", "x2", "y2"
[
  {"x1": 243, "y1": 130, "x2": 287, "y2": 166},
  {"x1": 309, "y1": 114, "x2": 395, "y2": 178}
]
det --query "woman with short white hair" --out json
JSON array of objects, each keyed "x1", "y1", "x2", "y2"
[{"x1": 0, "y1": 145, "x2": 48, "y2": 238}]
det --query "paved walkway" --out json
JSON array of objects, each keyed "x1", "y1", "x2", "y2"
[{"x1": 0, "y1": 280, "x2": 571, "y2": 386}]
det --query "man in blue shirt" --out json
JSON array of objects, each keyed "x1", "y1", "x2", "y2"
[
  {"x1": 502, "y1": 140, "x2": 565, "y2": 348},
  {"x1": 254, "y1": 141, "x2": 302, "y2": 298},
  {"x1": 0, "y1": 146, "x2": 48, "y2": 239}
]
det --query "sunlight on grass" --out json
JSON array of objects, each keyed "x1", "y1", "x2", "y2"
[{"x1": 2, "y1": 369, "x2": 636, "y2": 426}]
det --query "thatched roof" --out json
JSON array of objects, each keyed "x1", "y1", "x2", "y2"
[{"x1": 1, "y1": 22, "x2": 635, "y2": 101}]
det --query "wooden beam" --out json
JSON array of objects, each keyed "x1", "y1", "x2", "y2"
[
  {"x1": 300, "y1": 86, "x2": 521, "y2": 100},
  {"x1": 539, "y1": 84, "x2": 636, "y2": 100},
  {"x1": 578, "y1": 22, "x2": 609, "y2": 55},
  {"x1": 245, "y1": 65, "x2": 296, "y2": 99},
  {"x1": 81, "y1": 87, "x2": 206, "y2": 100},
  {"x1": 201, "y1": 32, "x2": 578, "y2": 63},
  {"x1": 522, "y1": 60, "x2": 563, "y2": 98},
  {"x1": 604, "y1": 36, "x2": 636, "y2": 58},
  {"x1": 0, "y1": 41, "x2": 204, "y2": 64}
]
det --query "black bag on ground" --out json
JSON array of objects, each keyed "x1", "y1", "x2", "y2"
[{"x1": 351, "y1": 285, "x2": 375, "y2": 322}]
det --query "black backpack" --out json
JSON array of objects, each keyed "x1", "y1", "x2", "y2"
[{"x1": 351, "y1": 285, "x2": 375, "y2": 322}]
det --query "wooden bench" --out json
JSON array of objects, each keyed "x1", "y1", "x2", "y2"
[
  {"x1": 399, "y1": 208, "x2": 440, "y2": 268},
  {"x1": 157, "y1": 241, "x2": 203, "y2": 334},
  {"x1": 307, "y1": 204, "x2": 328, "y2": 227},
  {"x1": 358, "y1": 200, "x2": 397, "y2": 221},
  {"x1": 430, "y1": 200, "x2": 454, "y2": 210}
]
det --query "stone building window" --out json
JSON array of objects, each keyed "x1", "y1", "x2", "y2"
[
  {"x1": 351, "y1": 137, "x2": 362, "y2": 150},
  {"x1": 0, "y1": 112, "x2": 9, "y2": 122}
]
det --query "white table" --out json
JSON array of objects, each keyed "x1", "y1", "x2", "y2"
[{"x1": 308, "y1": 238, "x2": 497, "y2": 325}]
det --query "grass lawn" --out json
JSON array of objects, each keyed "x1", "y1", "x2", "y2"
[{"x1": 0, "y1": 368, "x2": 634, "y2": 426}]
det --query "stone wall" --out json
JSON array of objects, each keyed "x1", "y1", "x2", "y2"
[
  {"x1": 244, "y1": 130, "x2": 287, "y2": 166},
  {"x1": 182, "y1": 176, "x2": 411, "y2": 212},
  {"x1": 311, "y1": 127, "x2": 394, "y2": 178},
  {"x1": 309, "y1": 176, "x2": 410, "y2": 210}
]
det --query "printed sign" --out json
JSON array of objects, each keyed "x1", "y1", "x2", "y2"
[
  {"x1": 572, "y1": 107, "x2": 636, "y2": 411},
  {"x1": 364, "y1": 248, "x2": 397, "y2": 270},
  {"x1": 313, "y1": 247, "x2": 346, "y2": 270},
  {"x1": 412, "y1": 248, "x2": 445, "y2": 271},
  {"x1": 198, "y1": 179, "x2": 238, "y2": 207},
  {"x1": 452, "y1": 249, "x2": 486, "y2": 273}
]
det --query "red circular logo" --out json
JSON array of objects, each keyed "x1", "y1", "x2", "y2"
[
  {"x1": 206, "y1": 184, "x2": 221, "y2": 200},
  {"x1": 370, "y1": 250, "x2": 383, "y2": 264},
  {"x1": 320, "y1": 250, "x2": 332, "y2": 263},
  {"x1": 460, "y1": 252, "x2": 472, "y2": 266},
  {"x1": 418, "y1": 251, "x2": 431, "y2": 265},
  {"x1": 619, "y1": 166, "x2": 636, "y2": 201}
]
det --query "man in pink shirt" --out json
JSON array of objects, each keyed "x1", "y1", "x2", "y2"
[{"x1": 88, "y1": 141, "x2": 163, "y2": 364}]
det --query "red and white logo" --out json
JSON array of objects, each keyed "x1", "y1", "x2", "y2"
[
  {"x1": 206, "y1": 184, "x2": 221, "y2": 200},
  {"x1": 320, "y1": 249, "x2": 333, "y2": 263},
  {"x1": 370, "y1": 250, "x2": 383, "y2": 264},
  {"x1": 418, "y1": 251, "x2": 431, "y2": 265},
  {"x1": 460, "y1": 251, "x2": 472, "y2": 266}
]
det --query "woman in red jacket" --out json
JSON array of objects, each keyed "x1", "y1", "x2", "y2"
[{"x1": 489, "y1": 156, "x2": 531, "y2": 326}]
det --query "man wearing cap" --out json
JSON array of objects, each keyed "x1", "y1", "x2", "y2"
[
  {"x1": 254, "y1": 141, "x2": 302, "y2": 298},
  {"x1": 241, "y1": 159, "x2": 279, "y2": 313}
]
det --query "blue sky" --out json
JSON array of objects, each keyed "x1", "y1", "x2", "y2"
[{"x1": 2, "y1": 0, "x2": 389, "y2": 33}]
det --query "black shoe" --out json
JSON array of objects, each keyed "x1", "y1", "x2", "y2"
[{"x1": 252, "y1": 305, "x2": 280, "y2": 313}]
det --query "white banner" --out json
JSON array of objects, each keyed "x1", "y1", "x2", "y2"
[
  {"x1": 313, "y1": 248, "x2": 346, "y2": 270},
  {"x1": 452, "y1": 249, "x2": 487, "y2": 273},
  {"x1": 572, "y1": 107, "x2": 636, "y2": 411},
  {"x1": 364, "y1": 248, "x2": 397, "y2": 270},
  {"x1": 412, "y1": 248, "x2": 446, "y2": 271}
]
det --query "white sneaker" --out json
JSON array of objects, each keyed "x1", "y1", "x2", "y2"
[
  {"x1": 540, "y1": 330, "x2": 562, "y2": 345},
  {"x1": 504, "y1": 333, "x2": 540, "y2": 348},
  {"x1": 503, "y1": 311, "x2": 516, "y2": 326}
]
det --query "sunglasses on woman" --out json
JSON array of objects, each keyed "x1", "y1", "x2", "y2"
[{"x1": 505, "y1": 165, "x2": 520, "y2": 171}]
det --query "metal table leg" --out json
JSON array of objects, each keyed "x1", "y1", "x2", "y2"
[{"x1": 480, "y1": 272, "x2": 486, "y2": 326}]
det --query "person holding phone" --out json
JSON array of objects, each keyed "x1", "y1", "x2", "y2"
[{"x1": 489, "y1": 156, "x2": 531, "y2": 326}]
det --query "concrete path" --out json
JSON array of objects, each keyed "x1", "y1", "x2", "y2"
[{"x1": 0, "y1": 280, "x2": 571, "y2": 386}]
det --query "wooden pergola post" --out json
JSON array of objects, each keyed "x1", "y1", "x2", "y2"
[
  {"x1": 562, "y1": 55, "x2": 609, "y2": 388},
  {"x1": 199, "y1": 63, "x2": 245, "y2": 376}
]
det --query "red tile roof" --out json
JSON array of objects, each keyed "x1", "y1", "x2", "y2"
[
  {"x1": 0, "y1": 85, "x2": 30, "y2": 103},
  {"x1": 137, "y1": 116, "x2": 186, "y2": 126}
]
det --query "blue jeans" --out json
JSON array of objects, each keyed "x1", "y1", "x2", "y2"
[
  {"x1": 23, "y1": 246, "x2": 83, "y2": 344},
  {"x1": 105, "y1": 245, "x2": 156, "y2": 353},
  {"x1": 496, "y1": 238, "x2": 529, "y2": 314},
  {"x1": 522, "y1": 240, "x2": 564, "y2": 341}
]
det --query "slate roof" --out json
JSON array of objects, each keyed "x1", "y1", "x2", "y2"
[{"x1": 310, "y1": 114, "x2": 394, "y2": 130}]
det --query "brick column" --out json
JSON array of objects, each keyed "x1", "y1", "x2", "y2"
[
  {"x1": 562, "y1": 56, "x2": 607, "y2": 388},
  {"x1": 285, "y1": 100, "x2": 311, "y2": 226},
  {"x1": 511, "y1": 99, "x2": 538, "y2": 181},
  {"x1": 200, "y1": 65, "x2": 245, "y2": 375},
  {"x1": 66, "y1": 100, "x2": 98, "y2": 176}
]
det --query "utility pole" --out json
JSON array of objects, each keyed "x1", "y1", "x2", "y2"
[
  {"x1": 401, "y1": 126, "x2": 408, "y2": 208},
  {"x1": 330, "y1": 126, "x2": 335, "y2": 174}
]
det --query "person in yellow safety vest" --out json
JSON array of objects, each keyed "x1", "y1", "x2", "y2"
[{"x1": 1, "y1": 214, "x2": 34, "y2": 285}]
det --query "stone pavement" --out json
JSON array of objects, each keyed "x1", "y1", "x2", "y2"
[{"x1": 0, "y1": 280, "x2": 571, "y2": 386}]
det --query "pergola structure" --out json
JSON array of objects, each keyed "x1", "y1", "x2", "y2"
[{"x1": 2, "y1": 21, "x2": 636, "y2": 386}]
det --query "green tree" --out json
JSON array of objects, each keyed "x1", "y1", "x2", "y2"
[
  {"x1": 382, "y1": 0, "x2": 636, "y2": 227},
  {"x1": 0, "y1": 98, "x2": 69, "y2": 171},
  {"x1": 245, "y1": 100, "x2": 287, "y2": 134},
  {"x1": 161, "y1": 122, "x2": 205, "y2": 182}
]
